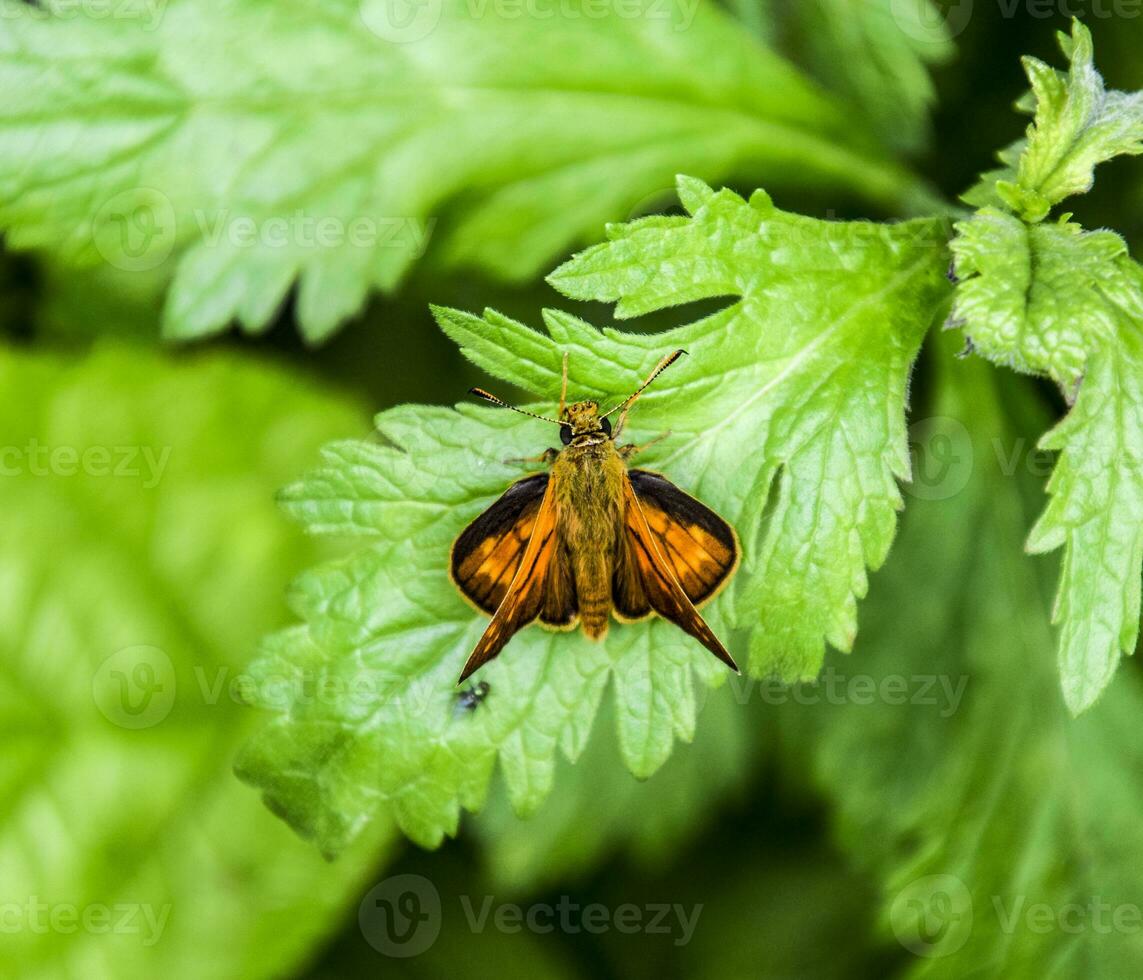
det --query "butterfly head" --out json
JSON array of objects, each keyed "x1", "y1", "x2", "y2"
[
  {"x1": 467, "y1": 348, "x2": 686, "y2": 447},
  {"x1": 559, "y1": 401, "x2": 612, "y2": 445}
]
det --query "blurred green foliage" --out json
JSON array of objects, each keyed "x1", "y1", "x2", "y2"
[
  {"x1": 4, "y1": 3, "x2": 1143, "y2": 979},
  {"x1": 0, "y1": 345, "x2": 397, "y2": 977}
]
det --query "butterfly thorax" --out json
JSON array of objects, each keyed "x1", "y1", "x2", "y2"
[{"x1": 551, "y1": 438, "x2": 626, "y2": 638}]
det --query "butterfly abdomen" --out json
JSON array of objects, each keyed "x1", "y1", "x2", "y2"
[{"x1": 576, "y1": 551, "x2": 612, "y2": 638}]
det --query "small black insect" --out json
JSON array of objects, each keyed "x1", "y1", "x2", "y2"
[{"x1": 456, "y1": 681, "x2": 491, "y2": 712}]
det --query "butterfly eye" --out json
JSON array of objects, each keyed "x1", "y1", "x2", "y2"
[
  {"x1": 560, "y1": 424, "x2": 573, "y2": 445},
  {"x1": 600, "y1": 417, "x2": 612, "y2": 437}
]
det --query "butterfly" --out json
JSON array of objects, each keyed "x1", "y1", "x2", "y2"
[{"x1": 449, "y1": 349, "x2": 740, "y2": 683}]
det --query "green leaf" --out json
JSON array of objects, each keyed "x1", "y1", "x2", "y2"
[
  {"x1": 1026, "y1": 278, "x2": 1143, "y2": 713},
  {"x1": 951, "y1": 21, "x2": 1143, "y2": 712},
  {"x1": 0, "y1": 0, "x2": 933, "y2": 343},
  {"x1": 0, "y1": 343, "x2": 396, "y2": 977},
  {"x1": 238, "y1": 178, "x2": 951, "y2": 853},
  {"x1": 951, "y1": 208, "x2": 1128, "y2": 383},
  {"x1": 789, "y1": 339, "x2": 1143, "y2": 972},
  {"x1": 964, "y1": 20, "x2": 1143, "y2": 220},
  {"x1": 951, "y1": 205, "x2": 1143, "y2": 712}
]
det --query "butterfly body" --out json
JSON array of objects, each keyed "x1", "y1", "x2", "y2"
[
  {"x1": 551, "y1": 431, "x2": 626, "y2": 639},
  {"x1": 451, "y1": 353, "x2": 740, "y2": 683}
]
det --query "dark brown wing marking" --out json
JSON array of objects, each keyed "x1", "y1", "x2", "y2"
[
  {"x1": 451, "y1": 474, "x2": 549, "y2": 615},
  {"x1": 627, "y1": 469, "x2": 738, "y2": 606},
  {"x1": 615, "y1": 474, "x2": 739, "y2": 672}
]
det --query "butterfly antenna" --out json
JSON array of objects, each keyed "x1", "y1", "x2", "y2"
[
  {"x1": 558, "y1": 351, "x2": 569, "y2": 418},
  {"x1": 469, "y1": 388, "x2": 560, "y2": 425},
  {"x1": 601, "y1": 349, "x2": 688, "y2": 420}
]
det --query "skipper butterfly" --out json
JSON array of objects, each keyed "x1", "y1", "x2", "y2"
[{"x1": 450, "y1": 350, "x2": 740, "y2": 682}]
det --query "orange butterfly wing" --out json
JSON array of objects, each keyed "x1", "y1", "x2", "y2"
[
  {"x1": 615, "y1": 470, "x2": 739, "y2": 672},
  {"x1": 454, "y1": 476, "x2": 572, "y2": 682},
  {"x1": 451, "y1": 473, "x2": 549, "y2": 616},
  {"x1": 626, "y1": 469, "x2": 739, "y2": 606}
]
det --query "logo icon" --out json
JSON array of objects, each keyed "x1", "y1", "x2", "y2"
[
  {"x1": 359, "y1": 0, "x2": 442, "y2": 43},
  {"x1": 890, "y1": 874, "x2": 973, "y2": 957},
  {"x1": 890, "y1": 0, "x2": 973, "y2": 43},
  {"x1": 92, "y1": 187, "x2": 177, "y2": 272},
  {"x1": 359, "y1": 874, "x2": 441, "y2": 957},
  {"x1": 624, "y1": 185, "x2": 681, "y2": 223},
  {"x1": 92, "y1": 645, "x2": 177, "y2": 729},
  {"x1": 905, "y1": 416, "x2": 973, "y2": 501}
]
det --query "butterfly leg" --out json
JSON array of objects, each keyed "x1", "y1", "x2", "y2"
[
  {"x1": 619, "y1": 431, "x2": 672, "y2": 459},
  {"x1": 504, "y1": 448, "x2": 560, "y2": 467}
]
